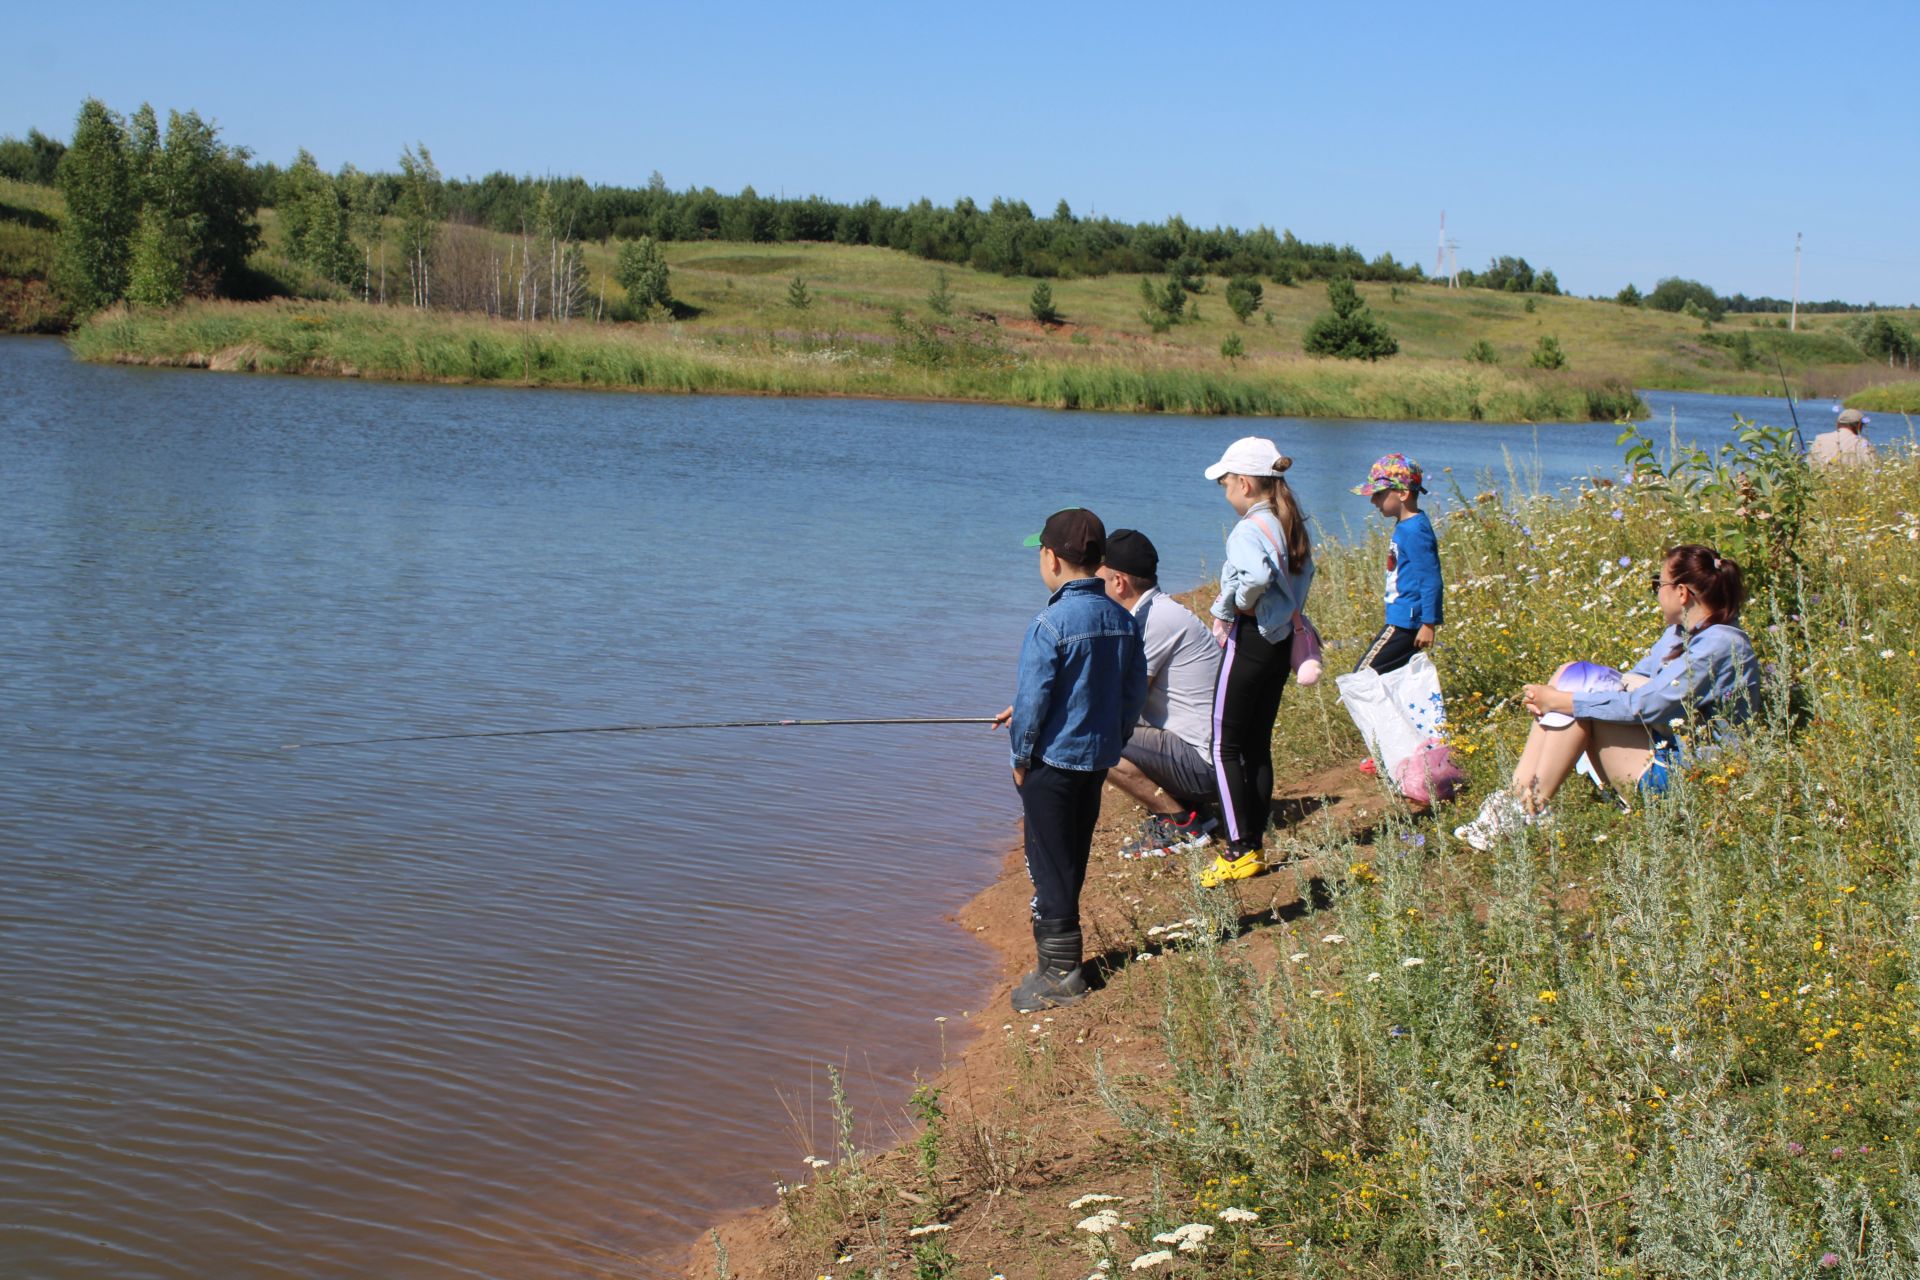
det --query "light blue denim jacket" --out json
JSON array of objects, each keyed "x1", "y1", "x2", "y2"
[
  {"x1": 1010, "y1": 578, "x2": 1149, "y2": 771},
  {"x1": 1572, "y1": 622, "x2": 1762, "y2": 738},
  {"x1": 1209, "y1": 503, "x2": 1316, "y2": 643}
]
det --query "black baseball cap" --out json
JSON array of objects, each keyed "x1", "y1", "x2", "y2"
[
  {"x1": 1103, "y1": 528, "x2": 1158, "y2": 580},
  {"x1": 1022, "y1": 507, "x2": 1106, "y2": 566}
]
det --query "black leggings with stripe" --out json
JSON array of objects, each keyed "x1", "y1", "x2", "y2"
[{"x1": 1211, "y1": 617, "x2": 1293, "y2": 853}]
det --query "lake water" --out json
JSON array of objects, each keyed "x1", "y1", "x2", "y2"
[{"x1": 0, "y1": 338, "x2": 1802, "y2": 1279}]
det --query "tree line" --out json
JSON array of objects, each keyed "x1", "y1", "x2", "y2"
[
  {"x1": 12, "y1": 97, "x2": 1593, "y2": 317},
  {"x1": 1612, "y1": 276, "x2": 1906, "y2": 318}
]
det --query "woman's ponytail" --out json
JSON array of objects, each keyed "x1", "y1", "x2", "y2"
[
  {"x1": 1667, "y1": 544, "x2": 1744, "y2": 624},
  {"x1": 1249, "y1": 456, "x2": 1312, "y2": 574}
]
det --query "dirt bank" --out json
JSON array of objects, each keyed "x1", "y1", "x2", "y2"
[{"x1": 685, "y1": 760, "x2": 1386, "y2": 1279}]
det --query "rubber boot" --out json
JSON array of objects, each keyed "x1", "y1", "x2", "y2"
[{"x1": 1011, "y1": 918, "x2": 1089, "y2": 1013}]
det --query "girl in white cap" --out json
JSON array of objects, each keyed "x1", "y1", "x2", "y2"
[{"x1": 1199, "y1": 437, "x2": 1316, "y2": 884}]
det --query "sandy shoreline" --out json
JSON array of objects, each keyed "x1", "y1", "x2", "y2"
[{"x1": 678, "y1": 760, "x2": 1382, "y2": 1279}]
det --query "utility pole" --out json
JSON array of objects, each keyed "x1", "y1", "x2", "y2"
[{"x1": 1791, "y1": 231, "x2": 1802, "y2": 331}]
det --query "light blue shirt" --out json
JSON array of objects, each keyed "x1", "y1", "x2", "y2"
[
  {"x1": 1572, "y1": 622, "x2": 1762, "y2": 737},
  {"x1": 1210, "y1": 503, "x2": 1315, "y2": 644}
]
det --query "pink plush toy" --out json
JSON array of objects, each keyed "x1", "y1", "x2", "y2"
[{"x1": 1292, "y1": 613, "x2": 1323, "y2": 686}]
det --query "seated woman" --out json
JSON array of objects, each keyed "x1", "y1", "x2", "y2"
[{"x1": 1454, "y1": 543, "x2": 1763, "y2": 850}]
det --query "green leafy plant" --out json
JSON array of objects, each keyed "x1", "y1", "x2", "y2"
[
  {"x1": 1616, "y1": 415, "x2": 1814, "y2": 595},
  {"x1": 1220, "y1": 333, "x2": 1244, "y2": 363},
  {"x1": 1529, "y1": 334, "x2": 1567, "y2": 369}
]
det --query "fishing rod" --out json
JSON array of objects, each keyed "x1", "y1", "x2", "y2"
[
  {"x1": 284, "y1": 715, "x2": 1000, "y2": 751},
  {"x1": 1773, "y1": 353, "x2": 1806, "y2": 452}
]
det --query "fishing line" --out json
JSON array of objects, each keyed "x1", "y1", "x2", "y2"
[
  {"x1": 1773, "y1": 353, "x2": 1806, "y2": 451},
  {"x1": 284, "y1": 715, "x2": 1000, "y2": 751}
]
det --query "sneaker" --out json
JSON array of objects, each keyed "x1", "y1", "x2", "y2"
[
  {"x1": 1451, "y1": 789, "x2": 1552, "y2": 852},
  {"x1": 1199, "y1": 849, "x2": 1267, "y2": 887},
  {"x1": 1136, "y1": 809, "x2": 1215, "y2": 841},
  {"x1": 1164, "y1": 809, "x2": 1218, "y2": 838},
  {"x1": 1122, "y1": 810, "x2": 1217, "y2": 860}
]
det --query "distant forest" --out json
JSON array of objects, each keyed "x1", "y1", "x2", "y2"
[{"x1": 1, "y1": 104, "x2": 1901, "y2": 315}]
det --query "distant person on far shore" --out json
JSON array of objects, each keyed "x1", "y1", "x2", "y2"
[
  {"x1": 1094, "y1": 529, "x2": 1222, "y2": 853},
  {"x1": 1810, "y1": 408, "x2": 1876, "y2": 467},
  {"x1": 991, "y1": 508, "x2": 1147, "y2": 1013}
]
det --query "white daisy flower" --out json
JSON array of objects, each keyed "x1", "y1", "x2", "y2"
[{"x1": 1069, "y1": 1193, "x2": 1121, "y2": 1209}]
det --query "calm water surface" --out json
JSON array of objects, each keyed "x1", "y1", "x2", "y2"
[{"x1": 0, "y1": 339, "x2": 1798, "y2": 1278}]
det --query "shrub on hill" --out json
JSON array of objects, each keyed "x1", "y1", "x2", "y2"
[{"x1": 1303, "y1": 277, "x2": 1398, "y2": 361}]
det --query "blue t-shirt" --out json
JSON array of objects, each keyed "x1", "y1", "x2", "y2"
[{"x1": 1384, "y1": 511, "x2": 1444, "y2": 629}]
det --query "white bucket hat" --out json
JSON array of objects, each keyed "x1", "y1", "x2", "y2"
[{"x1": 1203, "y1": 436, "x2": 1286, "y2": 480}]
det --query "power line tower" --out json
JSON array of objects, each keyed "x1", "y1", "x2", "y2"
[{"x1": 1437, "y1": 212, "x2": 1460, "y2": 289}]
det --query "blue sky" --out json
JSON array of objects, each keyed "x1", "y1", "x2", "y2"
[{"x1": 6, "y1": 0, "x2": 1914, "y2": 303}]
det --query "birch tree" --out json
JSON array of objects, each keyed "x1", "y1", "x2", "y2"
[{"x1": 397, "y1": 144, "x2": 442, "y2": 309}]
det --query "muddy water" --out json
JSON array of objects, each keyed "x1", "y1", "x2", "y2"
[{"x1": 0, "y1": 338, "x2": 1789, "y2": 1278}]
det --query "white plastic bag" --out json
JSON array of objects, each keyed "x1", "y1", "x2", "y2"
[{"x1": 1335, "y1": 653, "x2": 1461, "y2": 801}]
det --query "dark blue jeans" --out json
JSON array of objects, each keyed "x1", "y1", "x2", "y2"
[{"x1": 1017, "y1": 762, "x2": 1108, "y2": 926}]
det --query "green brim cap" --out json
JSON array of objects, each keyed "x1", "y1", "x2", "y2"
[{"x1": 1022, "y1": 532, "x2": 1044, "y2": 547}]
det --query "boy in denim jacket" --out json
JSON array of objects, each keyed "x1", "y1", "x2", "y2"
[{"x1": 991, "y1": 508, "x2": 1147, "y2": 1012}]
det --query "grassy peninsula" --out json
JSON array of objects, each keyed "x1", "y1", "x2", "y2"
[
  {"x1": 697, "y1": 438, "x2": 1920, "y2": 1279},
  {"x1": 68, "y1": 293, "x2": 1648, "y2": 423},
  {"x1": 56, "y1": 232, "x2": 1920, "y2": 420}
]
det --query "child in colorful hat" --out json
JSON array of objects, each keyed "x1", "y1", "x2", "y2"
[{"x1": 1352, "y1": 454, "x2": 1443, "y2": 677}]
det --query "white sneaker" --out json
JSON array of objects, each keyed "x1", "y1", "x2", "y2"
[{"x1": 1452, "y1": 789, "x2": 1550, "y2": 851}]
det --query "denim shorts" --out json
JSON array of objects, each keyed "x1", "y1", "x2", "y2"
[{"x1": 1638, "y1": 737, "x2": 1684, "y2": 795}]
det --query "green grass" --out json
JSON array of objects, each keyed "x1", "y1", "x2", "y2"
[
  {"x1": 67, "y1": 296, "x2": 1649, "y2": 422},
  {"x1": 0, "y1": 175, "x2": 68, "y2": 333},
  {"x1": 1847, "y1": 381, "x2": 1920, "y2": 413}
]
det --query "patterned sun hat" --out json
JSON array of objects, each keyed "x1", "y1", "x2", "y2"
[{"x1": 1351, "y1": 453, "x2": 1424, "y2": 496}]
